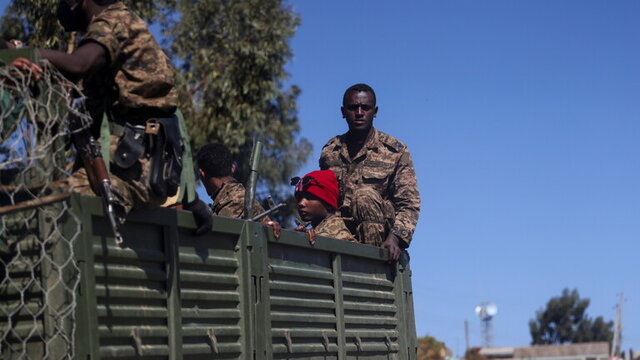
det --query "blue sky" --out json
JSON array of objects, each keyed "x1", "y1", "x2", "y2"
[{"x1": 2, "y1": 0, "x2": 638, "y2": 355}]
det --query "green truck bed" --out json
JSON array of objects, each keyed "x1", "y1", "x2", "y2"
[{"x1": 1, "y1": 194, "x2": 417, "y2": 360}]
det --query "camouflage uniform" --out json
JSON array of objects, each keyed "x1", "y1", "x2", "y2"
[
  {"x1": 319, "y1": 128, "x2": 420, "y2": 247},
  {"x1": 314, "y1": 214, "x2": 356, "y2": 242},
  {"x1": 210, "y1": 181, "x2": 272, "y2": 223},
  {"x1": 67, "y1": 2, "x2": 179, "y2": 212}
]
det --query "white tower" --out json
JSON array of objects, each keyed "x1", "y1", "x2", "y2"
[{"x1": 475, "y1": 301, "x2": 497, "y2": 348}]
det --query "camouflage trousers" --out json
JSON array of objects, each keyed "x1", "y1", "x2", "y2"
[
  {"x1": 346, "y1": 186, "x2": 395, "y2": 247},
  {"x1": 61, "y1": 135, "x2": 166, "y2": 213}
]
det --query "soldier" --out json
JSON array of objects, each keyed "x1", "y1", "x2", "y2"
[
  {"x1": 197, "y1": 143, "x2": 281, "y2": 237},
  {"x1": 293, "y1": 170, "x2": 355, "y2": 243},
  {"x1": 319, "y1": 83, "x2": 420, "y2": 261},
  {"x1": 38, "y1": 0, "x2": 212, "y2": 234}
]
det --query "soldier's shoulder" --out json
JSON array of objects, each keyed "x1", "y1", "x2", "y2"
[
  {"x1": 321, "y1": 134, "x2": 347, "y2": 151},
  {"x1": 375, "y1": 129, "x2": 407, "y2": 153},
  {"x1": 95, "y1": 2, "x2": 133, "y2": 23}
]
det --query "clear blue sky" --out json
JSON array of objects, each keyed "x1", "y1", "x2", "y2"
[{"x1": 2, "y1": 0, "x2": 638, "y2": 355}]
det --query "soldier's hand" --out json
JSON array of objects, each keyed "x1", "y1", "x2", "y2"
[
  {"x1": 9, "y1": 57, "x2": 43, "y2": 81},
  {"x1": 265, "y1": 220, "x2": 281, "y2": 239},
  {"x1": 381, "y1": 233, "x2": 401, "y2": 263},
  {"x1": 184, "y1": 197, "x2": 213, "y2": 236}
]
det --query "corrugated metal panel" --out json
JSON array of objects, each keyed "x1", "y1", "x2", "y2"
[
  {"x1": 341, "y1": 256, "x2": 399, "y2": 360},
  {"x1": 178, "y1": 229, "x2": 244, "y2": 360},
  {"x1": 269, "y1": 259, "x2": 339, "y2": 359},
  {"x1": 93, "y1": 223, "x2": 171, "y2": 360}
]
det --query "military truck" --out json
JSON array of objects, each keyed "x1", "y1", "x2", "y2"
[{"x1": 0, "y1": 48, "x2": 417, "y2": 360}]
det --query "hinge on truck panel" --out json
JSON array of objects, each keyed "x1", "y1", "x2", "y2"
[
  {"x1": 207, "y1": 328, "x2": 219, "y2": 354},
  {"x1": 385, "y1": 335, "x2": 392, "y2": 350},
  {"x1": 322, "y1": 331, "x2": 330, "y2": 352},
  {"x1": 284, "y1": 330, "x2": 293, "y2": 353},
  {"x1": 355, "y1": 336, "x2": 363, "y2": 351},
  {"x1": 130, "y1": 328, "x2": 143, "y2": 356}
]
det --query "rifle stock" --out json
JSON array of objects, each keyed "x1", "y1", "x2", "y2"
[{"x1": 69, "y1": 98, "x2": 124, "y2": 243}]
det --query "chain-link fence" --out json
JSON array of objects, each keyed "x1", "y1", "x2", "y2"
[{"x1": 1, "y1": 56, "x2": 91, "y2": 359}]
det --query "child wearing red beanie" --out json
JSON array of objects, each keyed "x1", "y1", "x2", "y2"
[{"x1": 294, "y1": 170, "x2": 355, "y2": 243}]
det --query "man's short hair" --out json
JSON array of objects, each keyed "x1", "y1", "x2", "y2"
[
  {"x1": 197, "y1": 143, "x2": 233, "y2": 178},
  {"x1": 343, "y1": 83, "x2": 376, "y2": 106},
  {"x1": 0, "y1": 40, "x2": 8, "y2": 50}
]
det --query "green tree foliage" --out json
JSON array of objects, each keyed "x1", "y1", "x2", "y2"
[
  {"x1": 1, "y1": 0, "x2": 311, "y2": 206},
  {"x1": 168, "y1": 0, "x2": 311, "y2": 196},
  {"x1": 1, "y1": 1, "x2": 174, "y2": 48},
  {"x1": 417, "y1": 335, "x2": 448, "y2": 360},
  {"x1": 529, "y1": 288, "x2": 613, "y2": 345}
]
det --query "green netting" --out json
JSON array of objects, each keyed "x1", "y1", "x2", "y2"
[{"x1": 0, "y1": 54, "x2": 91, "y2": 360}]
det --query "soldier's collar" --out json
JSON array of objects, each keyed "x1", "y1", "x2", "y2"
[
  {"x1": 210, "y1": 178, "x2": 240, "y2": 202},
  {"x1": 364, "y1": 128, "x2": 381, "y2": 151}
]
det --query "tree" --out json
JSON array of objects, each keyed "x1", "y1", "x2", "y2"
[
  {"x1": 417, "y1": 335, "x2": 448, "y2": 360},
  {"x1": 1, "y1": 0, "x2": 311, "y2": 212},
  {"x1": 168, "y1": 0, "x2": 311, "y2": 198},
  {"x1": 1, "y1": 0, "x2": 175, "y2": 48},
  {"x1": 529, "y1": 288, "x2": 613, "y2": 345}
]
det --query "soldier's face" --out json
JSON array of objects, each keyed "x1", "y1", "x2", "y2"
[
  {"x1": 342, "y1": 91, "x2": 377, "y2": 134},
  {"x1": 296, "y1": 192, "x2": 330, "y2": 226}
]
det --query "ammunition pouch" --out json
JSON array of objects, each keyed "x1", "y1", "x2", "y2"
[
  {"x1": 113, "y1": 124, "x2": 146, "y2": 169},
  {"x1": 146, "y1": 116, "x2": 184, "y2": 198}
]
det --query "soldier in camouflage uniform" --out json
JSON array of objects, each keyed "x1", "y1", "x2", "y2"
[
  {"x1": 40, "y1": 0, "x2": 212, "y2": 234},
  {"x1": 197, "y1": 143, "x2": 281, "y2": 236},
  {"x1": 293, "y1": 170, "x2": 355, "y2": 242},
  {"x1": 319, "y1": 83, "x2": 420, "y2": 261}
]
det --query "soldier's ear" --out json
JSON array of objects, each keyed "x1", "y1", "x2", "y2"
[
  {"x1": 374, "y1": 106, "x2": 378, "y2": 117},
  {"x1": 198, "y1": 168, "x2": 206, "y2": 180},
  {"x1": 341, "y1": 106, "x2": 346, "y2": 118}
]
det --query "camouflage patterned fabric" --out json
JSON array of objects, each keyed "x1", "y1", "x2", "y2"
[
  {"x1": 319, "y1": 128, "x2": 420, "y2": 247},
  {"x1": 80, "y1": 2, "x2": 177, "y2": 124},
  {"x1": 314, "y1": 214, "x2": 356, "y2": 242},
  {"x1": 62, "y1": 2, "x2": 179, "y2": 212},
  {"x1": 210, "y1": 182, "x2": 271, "y2": 223}
]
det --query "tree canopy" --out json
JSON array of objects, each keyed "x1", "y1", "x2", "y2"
[
  {"x1": 529, "y1": 288, "x2": 613, "y2": 345},
  {"x1": 1, "y1": 0, "x2": 310, "y2": 206},
  {"x1": 417, "y1": 335, "x2": 448, "y2": 360}
]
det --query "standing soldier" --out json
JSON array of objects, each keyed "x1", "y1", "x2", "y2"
[
  {"x1": 319, "y1": 83, "x2": 420, "y2": 261},
  {"x1": 38, "y1": 0, "x2": 212, "y2": 234}
]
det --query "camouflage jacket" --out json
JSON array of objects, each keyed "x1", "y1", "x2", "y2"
[
  {"x1": 319, "y1": 128, "x2": 420, "y2": 246},
  {"x1": 80, "y1": 2, "x2": 178, "y2": 124},
  {"x1": 210, "y1": 181, "x2": 270, "y2": 223},
  {"x1": 315, "y1": 214, "x2": 356, "y2": 242}
]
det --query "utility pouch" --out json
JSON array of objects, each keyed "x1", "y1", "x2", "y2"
[
  {"x1": 147, "y1": 116, "x2": 184, "y2": 198},
  {"x1": 113, "y1": 123, "x2": 146, "y2": 169}
]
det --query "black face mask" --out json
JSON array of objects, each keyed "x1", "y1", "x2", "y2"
[{"x1": 57, "y1": 1, "x2": 88, "y2": 32}]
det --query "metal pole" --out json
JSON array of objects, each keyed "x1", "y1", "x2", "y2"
[
  {"x1": 465, "y1": 320, "x2": 470, "y2": 352},
  {"x1": 244, "y1": 140, "x2": 263, "y2": 220}
]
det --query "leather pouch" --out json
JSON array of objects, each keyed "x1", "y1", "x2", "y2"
[
  {"x1": 114, "y1": 124, "x2": 145, "y2": 169},
  {"x1": 147, "y1": 117, "x2": 184, "y2": 198}
]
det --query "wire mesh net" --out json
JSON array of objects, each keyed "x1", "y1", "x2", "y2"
[{"x1": 1, "y1": 57, "x2": 91, "y2": 359}]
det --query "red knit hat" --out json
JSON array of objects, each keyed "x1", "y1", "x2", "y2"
[{"x1": 294, "y1": 170, "x2": 339, "y2": 210}]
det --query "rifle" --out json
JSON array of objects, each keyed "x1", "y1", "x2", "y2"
[
  {"x1": 250, "y1": 202, "x2": 286, "y2": 222},
  {"x1": 68, "y1": 97, "x2": 124, "y2": 243}
]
